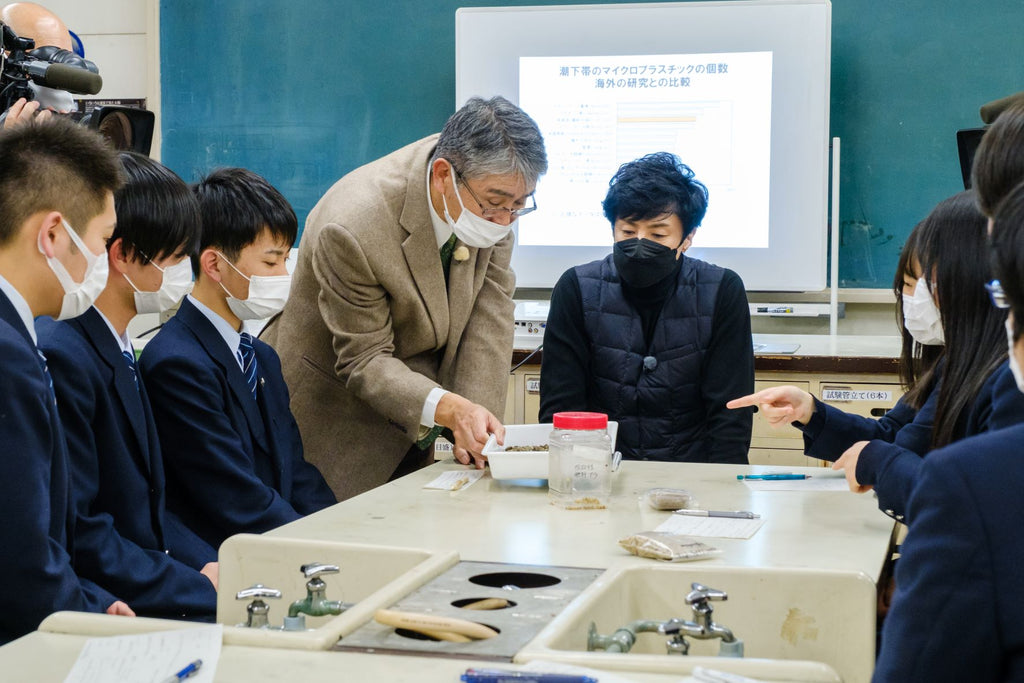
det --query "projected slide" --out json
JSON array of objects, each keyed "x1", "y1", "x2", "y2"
[{"x1": 519, "y1": 51, "x2": 772, "y2": 249}]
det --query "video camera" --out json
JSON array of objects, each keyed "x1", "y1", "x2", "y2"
[{"x1": 1, "y1": 21, "x2": 155, "y2": 156}]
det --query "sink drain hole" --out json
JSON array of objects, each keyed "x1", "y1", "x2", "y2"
[{"x1": 468, "y1": 571, "x2": 561, "y2": 589}]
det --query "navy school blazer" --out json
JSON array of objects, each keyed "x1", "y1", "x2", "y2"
[
  {"x1": 873, "y1": 422, "x2": 1024, "y2": 681},
  {"x1": 37, "y1": 308, "x2": 217, "y2": 619},
  {"x1": 0, "y1": 292, "x2": 114, "y2": 645},
  {"x1": 139, "y1": 297, "x2": 336, "y2": 552}
]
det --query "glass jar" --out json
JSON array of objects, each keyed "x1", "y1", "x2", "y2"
[{"x1": 548, "y1": 411, "x2": 613, "y2": 510}]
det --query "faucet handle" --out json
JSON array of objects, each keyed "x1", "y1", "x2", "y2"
[
  {"x1": 236, "y1": 583, "x2": 282, "y2": 600},
  {"x1": 686, "y1": 582, "x2": 728, "y2": 609},
  {"x1": 301, "y1": 562, "x2": 340, "y2": 579}
]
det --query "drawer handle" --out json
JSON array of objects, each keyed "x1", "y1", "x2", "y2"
[{"x1": 870, "y1": 408, "x2": 887, "y2": 417}]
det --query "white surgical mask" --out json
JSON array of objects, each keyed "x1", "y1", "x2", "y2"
[
  {"x1": 902, "y1": 277, "x2": 944, "y2": 346},
  {"x1": 124, "y1": 257, "x2": 193, "y2": 314},
  {"x1": 28, "y1": 82, "x2": 76, "y2": 114},
  {"x1": 1005, "y1": 319, "x2": 1024, "y2": 394},
  {"x1": 39, "y1": 219, "x2": 109, "y2": 320},
  {"x1": 216, "y1": 252, "x2": 291, "y2": 320},
  {"x1": 441, "y1": 164, "x2": 512, "y2": 249}
]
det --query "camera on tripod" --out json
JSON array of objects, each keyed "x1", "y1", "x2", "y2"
[{"x1": 1, "y1": 20, "x2": 155, "y2": 156}]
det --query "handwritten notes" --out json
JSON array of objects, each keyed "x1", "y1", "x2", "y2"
[{"x1": 64, "y1": 624, "x2": 221, "y2": 683}]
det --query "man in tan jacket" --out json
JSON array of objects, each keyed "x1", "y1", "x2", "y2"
[{"x1": 263, "y1": 96, "x2": 547, "y2": 500}]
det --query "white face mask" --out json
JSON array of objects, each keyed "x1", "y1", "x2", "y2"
[
  {"x1": 39, "y1": 219, "x2": 109, "y2": 320},
  {"x1": 124, "y1": 257, "x2": 193, "y2": 314},
  {"x1": 902, "y1": 277, "x2": 944, "y2": 346},
  {"x1": 441, "y1": 164, "x2": 512, "y2": 249},
  {"x1": 28, "y1": 82, "x2": 76, "y2": 114},
  {"x1": 216, "y1": 252, "x2": 291, "y2": 320},
  {"x1": 1005, "y1": 319, "x2": 1024, "y2": 394}
]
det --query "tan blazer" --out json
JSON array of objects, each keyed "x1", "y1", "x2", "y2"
[{"x1": 262, "y1": 135, "x2": 515, "y2": 501}]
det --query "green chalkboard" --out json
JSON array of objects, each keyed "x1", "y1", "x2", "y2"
[{"x1": 160, "y1": 0, "x2": 1024, "y2": 289}]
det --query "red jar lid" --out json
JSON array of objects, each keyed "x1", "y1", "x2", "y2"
[{"x1": 552, "y1": 411, "x2": 608, "y2": 430}]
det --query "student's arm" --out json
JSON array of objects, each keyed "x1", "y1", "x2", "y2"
[
  {"x1": 0, "y1": 338, "x2": 103, "y2": 641},
  {"x1": 873, "y1": 450, "x2": 1001, "y2": 681},
  {"x1": 701, "y1": 270, "x2": 754, "y2": 463},
  {"x1": 144, "y1": 351, "x2": 303, "y2": 536},
  {"x1": 44, "y1": 339, "x2": 216, "y2": 617},
  {"x1": 797, "y1": 394, "x2": 924, "y2": 462},
  {"x1": 539, "y1": 269, "x2": 590, "y2": 423}
]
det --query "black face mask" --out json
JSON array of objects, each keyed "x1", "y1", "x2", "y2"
[{"x1": 613, "y1": 237, "x2": 683, "y2": 288}]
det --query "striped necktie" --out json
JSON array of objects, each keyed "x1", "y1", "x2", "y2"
[
  {"x1": 36, "y1": 348, "x2": 56, "y2": 405},
  {"x1": 122, "y1": 349, "x2": 138, "y2": 389},
  {"x1": 237, "y1": 332, "x2": 259, "y2": 400}
]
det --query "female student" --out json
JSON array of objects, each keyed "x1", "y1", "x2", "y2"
[{"x1": 728, "y1": 190, "x2": 1024, "y2": 521}]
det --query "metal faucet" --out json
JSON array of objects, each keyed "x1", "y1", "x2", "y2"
[
  {"x1": 235, "y1": 584, "x2": 282, "y2": 628},
  {"x1": 287, "y1": 562, "x2": 351, "y2": 619},
  {"x1": 660, "y1": 582, "x2": 741, "y2": 656}
]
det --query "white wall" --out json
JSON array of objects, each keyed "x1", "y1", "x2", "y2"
[{"x1": 35, "y1": 0, "x2": 161, "y2": 158}]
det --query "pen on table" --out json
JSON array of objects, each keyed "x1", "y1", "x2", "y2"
[
  {"x1": 461, "y1": 668, "x2": 597, "y2": 683},
  {"x1": 737, "y1": 473, "x2": 811, "y2": 481},
  {"x1": 160, "y1": 659, "x2": 202, "y2": 683},
  {"x1": 675, "y1": 509, "x2": 760, "y2": 519}
]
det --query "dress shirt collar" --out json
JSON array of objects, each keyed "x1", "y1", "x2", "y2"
[
  {"x1": 426, "y1": 162, "x2": 454, "y2": 250},
  {"x1": 93, "y1": 306, "x2": 134, "y2": 355},
  {"x1": 186, "y1": 294, "x2": 244, "y2": 370},
  {"x1": 0, "y1": 273, "x2": 38, "y2": 344}
]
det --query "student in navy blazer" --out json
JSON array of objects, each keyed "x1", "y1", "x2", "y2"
[
  {"x1": 37, "y1": 153, "x2": 218, "y2": 620},
  {"x1": 0, "y1": 117, "x2": 132, "y2": 644},
  {"x1": 730, "y1": 191, "x2": 1024, "y2": 522},
  {"x1": 140, "y1": 168, "x2": 335, "y2": 552},
  {"x1": 873, "y1": 178, "x2": 1024, "y2": 682}
]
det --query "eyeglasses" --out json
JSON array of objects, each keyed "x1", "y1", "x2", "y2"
[
  {"x1": 453, "y1": 167, "x2": 537, "y2": 219},
  {"x1": 986, "y1": 279, "x2": 1009, "y2": 309}
]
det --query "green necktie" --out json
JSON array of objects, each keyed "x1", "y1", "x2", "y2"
[
  {"x1": 416, "y1": 233, "x2": 460, "y2": 451},
  {"x1": 439, "y1": 232, "x2": 458, "y2": 283}
]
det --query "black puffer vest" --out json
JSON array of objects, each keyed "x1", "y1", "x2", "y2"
[{"x1": 576, "y1": 253, "x2": 724, "y2": 461}]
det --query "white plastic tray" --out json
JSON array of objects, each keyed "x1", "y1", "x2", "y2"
[{"x1": 483, "y1": 422, "x2": 619, "y2": 480}]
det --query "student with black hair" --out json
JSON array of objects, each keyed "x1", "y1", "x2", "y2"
[
  {"x1": 730, "y1": 190, "x2": 1024, "y2": 522},
  {"x1": 36, "y1": 152, "x2": 218, "y2": 620},
  {"x1": 140, "y1": 168, "x2": 335, "y2": 553},
  {"x1": 539, "y1": 152, "x2": 754, "y2": 463},
  {"x1": 0, "y1": 117, "x2": 133, "y2": 644},
  {"x1": 872, "y1": 179, "x2": 1024, "y2": 682}
]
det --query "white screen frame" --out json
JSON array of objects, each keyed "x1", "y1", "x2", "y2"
[{"x1": 456, "y1": 0, "x2": 831, "y2": 291}]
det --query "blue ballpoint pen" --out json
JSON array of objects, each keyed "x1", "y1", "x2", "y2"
[
  {"x1": 737, "y1": 473, "x2": 810, "y2": 481},
  {"x1": 160, "y1": 659, "x2": 203, "y2": 683},
  {"x1": 461, "y1": 668, "x2": 597, "y2": 683}
]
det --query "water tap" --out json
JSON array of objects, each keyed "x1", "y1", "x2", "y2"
[
  {"x1": 283, "y1": 562, "x2": 352, "y2": 630},
  {"x1": 660, "y1": 582, "x2": 742, "y2": 656},
  {"x1": 235, "y1": 584, "x2": 282, "y2": 628}
]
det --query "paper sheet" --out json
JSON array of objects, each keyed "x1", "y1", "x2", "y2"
[
  {"x1": 655, "y1": 514, "x2": 765, "y2": 539},
  {"x1": 742, "y1": 475, "x2": 849, "y2": 492},
  {"x1": 423, "y1": 469, "x2": 485, "y2": 491},
  {"x1": 64, "y1": 624, "x2": 222, "y2": 683}
]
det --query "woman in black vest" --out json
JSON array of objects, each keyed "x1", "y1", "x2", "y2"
[{"x1": 540, "y1": 152, "x2": 754, "y2": 463}]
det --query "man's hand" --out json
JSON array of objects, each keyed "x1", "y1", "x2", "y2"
[
  {"x1": 832, "y1": 441, "x2": 873, "y2": 493},
  {"x1": 726, "y1": 385, "x2": 816, "y2": 427},
  {"x1": 2, "y1": 98, "x2": 51, "y2": 128},
  {"x1": 105, "y1": 600, "x2": 136, "y2": 617},
  {"x1": 434, "y1": 392, "x2": 504, "y2": 468},
  {"x1": 201, "y1": 561, "x2": 219, "y2": 589}
]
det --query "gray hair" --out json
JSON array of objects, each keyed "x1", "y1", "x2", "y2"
[{"x1": 431, "y1": 96, "x2": 548, "y2": 184}]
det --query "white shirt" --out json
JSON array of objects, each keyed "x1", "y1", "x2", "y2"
[
  {"x1": 187, "y1": 294, "x2": 245, "y2": 371},
  {"x1": 93, "y1": 306, "x2": 134, "y2": 356},
  {"x1": 421, "y1": 164, "x2": 451, "y2": 427},
  {"x1": 0, "y1": 273, "x2": 38, "y2": 345}
]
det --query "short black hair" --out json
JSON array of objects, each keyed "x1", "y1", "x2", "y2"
[
  {"x1": 972, "y1": 101, "x2": 1024, "y2": 217},
  {"x1": 112, "y1": 152, "x2": 200, "y2": 263},
  {"x1": 602, "y1": 152, "x2": 709, "y2": 235},
  {"x1": 191, "y1": 167, "x2": 296, "y2": 274},
  {"x1": 0, "y1": 117, "x2": 121, "y2": 247},
  {"x1": 992, "y1": 179, "x2": 1024, "y2": 342}
]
